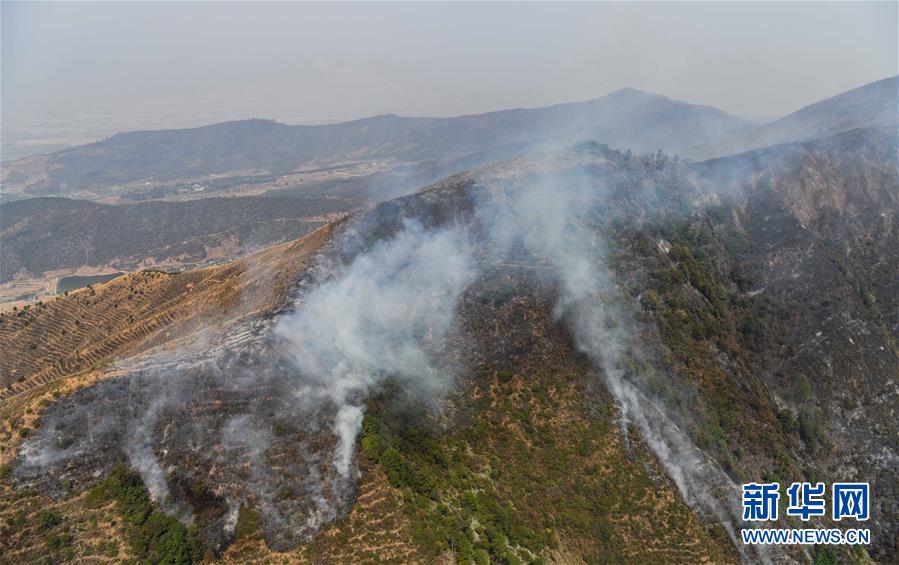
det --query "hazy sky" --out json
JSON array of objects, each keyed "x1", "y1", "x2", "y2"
[{"x1": 2, "y1": 1, "x2": 897, "y2": 141}]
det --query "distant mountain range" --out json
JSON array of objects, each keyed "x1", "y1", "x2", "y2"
[
  {"x1": 4, "y1": 77, "x2": 895, "y2": 201},
  {"x1": 3, "y1": 77, "x2": 894, "y2": 202},
  {"x1": 1, "y1": 76, "x2": 896, "y2": 286},
  {"x1": 692, "y1": 75, "x2": 898, "y2": 158},
  {"x1": 5, "y1": 86, "x2": 752, "y2": 194}
]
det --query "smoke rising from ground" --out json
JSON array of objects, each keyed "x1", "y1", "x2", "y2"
[
  {"x1": 12, "y1": 147, "x2": 777, "y2": 561},
  {"x1": 473, "y1": 164, "x2": 769, "y2": 562},
  {"x1": 275, "y1": 220, "x2": 477, "y2": 477},
  {"x1": 126, "y1": 397, "x2": 171, "y2": 503},
  {"x1": 274, "y1": 156, "x2": 762, "y2": 555}
]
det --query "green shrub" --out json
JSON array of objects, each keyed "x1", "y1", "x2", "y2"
[
  {"x1": 37, "y1": 509, "x2": 62, "y2": 530},
  {"x1": 776, "y1": 410, "x2": 798, "y2": 435},
  {"x1": 92, "y1": 464, "x2": 202, "y2": 564},
  {"x1": 45, "y1": 531, "x2": 72, "y2": 550},
  {"x1": 861, "y1": 289, "x2": 876, "y2": 309},
  {"x1": 798, "y1": 408, "x2": 821, "y2": 447},
  {"x1": 132, "y1": 512, "x2": 202, "y2": 564},
  {"x1": 84, "y1": 484, "x2": 108, "y2": 509},
  {"x1": 640, "y1": 289, "x2": 661, "y2": 310},
  {"x1": 812, "y1": 545, "x2": 837, "y2": 565},
  {"x1": 235, "y1": 506, "x2": 260, "y2": 539},
  {"x1": 793, "y1": 373, "x2": 812, "y2": 402}
]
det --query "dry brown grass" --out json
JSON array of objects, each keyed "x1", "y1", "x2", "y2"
[
  {"x1": 218, "y1": 465, "x2": 425, "y2": 564},
  {"x1": 0, "y1": 481, "x2": 134, "y2": 564},
  {"x1": 0, "y1": 223, "x2": 739, "y2": 564},
  {"x1": 0, "y1": 223, "x2": 336, "y2": 464}
]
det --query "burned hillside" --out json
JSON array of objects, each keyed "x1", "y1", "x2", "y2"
[{"x1": 2, "y1": 132, "x2": 897, "y2": 563}]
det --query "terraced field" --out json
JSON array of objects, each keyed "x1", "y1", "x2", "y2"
[
  {"x1": 219, "y1": 467, "x2": 424, "y2": 564},
  {"x1": 0, "y1": 215, "x2": 739, "y2": 563},
  {"x1": 0, "y1": 223, "x2": 335, "y2": 462}
]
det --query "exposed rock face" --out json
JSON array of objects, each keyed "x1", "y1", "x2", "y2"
[{"x1": 709, "y1": 129, "x2": 899, "y2": 560}]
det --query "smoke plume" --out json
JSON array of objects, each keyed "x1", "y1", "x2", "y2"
[
  {"x1": 12, "y1": 147, "x2": 779, "y2": 561},
  {"x1": 473, "y1": 163, "x2": 769, "y2": 562},
  {"x1": 275, "y1": 219, "x2": 476, "y2": 477}
]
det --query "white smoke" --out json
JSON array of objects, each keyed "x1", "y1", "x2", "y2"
[
  {"x1": 333, "y1": 405, "x2": 364, "y2": 477},
  {"x1": 476, "y1": 168, "x2": 767, "y2": 562},
  {"x1": 275, "y1": 219, "x2": 476, "y2": 477},
  {"x1": 12, "y1": 149, "x2": 777, "y2": 561},
  {"x1": 272, "y1": 159, "x2": 764, "y2": 558},
  {"x1": 125, "y1": 397, "x2": 171, "y2": 503}
]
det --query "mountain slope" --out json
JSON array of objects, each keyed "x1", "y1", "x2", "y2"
[
  {"x1": 2, "y1": 130, "x2": 896, "y2": 563},
  {"x1": 0, "y1": 224, "x2": 336, "y2": 406},
  {"x1": 0, "y1": 192, "x2": 739, "y2": 564},
  {"x1": 694, "y1": 75, "x2": 898, "y2": 158},
  {"x1": 1, "y1": 88, "x2": 747, "y2": 195},
  {"x1": 0, "y1": 195, "x2": 357, "y2": 283}
]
